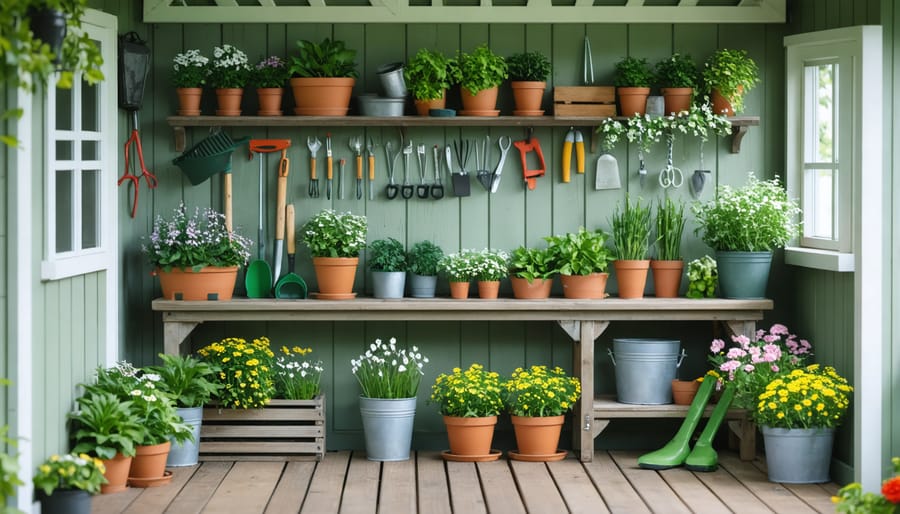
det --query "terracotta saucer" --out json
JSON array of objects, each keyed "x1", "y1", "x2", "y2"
[
  {"x1": 459, "y1": 110, "x2": 500, "y2": 117},
  {"x1": 128, "y1": 470, "x2": 173, "y2": 488},
  {"x1": 310, "y1": 292, "x2": 357, "y2": 300},
  {"x1": 513, "y1": 110, "x2": 544, "y2": 116},
  {"x1": 507, "y1": 450, "x2": 568, "y2": 462},
  {"x1": 441, "y1": 449, "x2": 502, "y2": 462}
]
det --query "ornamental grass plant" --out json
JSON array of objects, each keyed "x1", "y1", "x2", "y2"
[
  {"x1": 350, "y1": 338, "x2": 429, "y2": 399},
  {"x1": 503, "y1": 365, "x2": 582, "y2": 417},
  {"x1": 301, "y1": 209, "x2": 367, "y2": 258},
  {"x1": 655, "y1": 197, "x2": 686, "y2": 260},
  {"x1": 273, "y1": 345, "x2": 324, "y2": 400},
  {"x1": 197, "y1": 336, "x2": 276, "y2": 409},
  {"x1": 611, "y1": 195, "x2": 653, "y2": 261},
  {"x1": 754, "y1": 364, "x2": 852, "y2": 429},
  {"x1": 33, "y1": 453, "x2": 107, "y2": 496},
  {"x1": 430, "y1": 364, "x2": 504, "y2": 418},
  {"x1": 143, "y1": 204, "x2": 252, "y2": 272}
]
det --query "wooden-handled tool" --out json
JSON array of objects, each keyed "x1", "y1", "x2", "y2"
[{"x1": 274, "y1": 148, "x2": 289, "y2": 281}]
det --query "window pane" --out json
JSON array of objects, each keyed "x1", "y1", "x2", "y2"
[
  {"x1": 81, "y1": 170, "x2": 99, "y2": 249},
  {"x1": 55, "y1": 170, "x2": 73, "y2": 252},
  {"x1": 56, "y1": 140, "x2": 73, "y2": 160},
  {"x1": 81, "y1": 76, "x2": 98, "y2": 132},
  {"x1": 81, "y1": 140, "x2": 98, "y2": 160},
  {"x1": 55, "y1": 86, "x2": 72, "y2": 131},
  {"x1": 803, "y1": 63, "x2": 836, "y2": 163},
  {"x1": 804, "y1": 168, "x2": 834, "y2": 239}
]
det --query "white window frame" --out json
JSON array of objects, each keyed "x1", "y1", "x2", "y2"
[{"x1": 40, "y1": 15, "x2": 117, "y2": 281}]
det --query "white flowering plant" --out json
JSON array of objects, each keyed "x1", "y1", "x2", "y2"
[
  {"x1": 597, "y1": 118, "x2": 625, "y2": 153},
  {"x1": 274, "y1": 345, "x2": 324, "y2": 400},
  {"x1": 143, "y1": 204, "x2": 252, "y2": 272},
  {"x1": 301, "y1": 209, "x2": 367, "y2": 258},
  {"x1": 172, "y1": 49, "x2": 209, "y2": 88},
  {"x1": 438, "y1": 250, "x2": 478, "y2": 282},
  {"x1": 207, "y1": 44, "x2": 251, "y2": 89},
  {"x1": 664, "y1": 102, "x2": 733, "y2": 142},
  {"x1": 625, "y1": 114, "x2": 664, "y2": 154},
  {"x1": 351, "y1": 338, "x2": 429, "y2": 399},
  {"x1": 692, "y1": 173, "x2": 801, "y2": 251},
  {"x1": 472, "y1": 248, "x2": 509, "y2": 281}
]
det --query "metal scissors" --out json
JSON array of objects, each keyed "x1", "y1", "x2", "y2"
[
  {"x1": 659, "y1": 132, "x2": 684, "y2": 189},
  {"x1": 119, "y1": 111, "x2": 158, "y2": 218}
]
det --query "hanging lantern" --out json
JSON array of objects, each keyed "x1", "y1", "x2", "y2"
[
  {"x1": 28, "y1": 6, "x2": 67, "y2": 65},
  {"x1": 118, "y1": 32, "x2": 151, "y2": 111}
]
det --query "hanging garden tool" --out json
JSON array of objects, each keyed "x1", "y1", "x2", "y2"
[
  {"x1": 513, "y1": 128, "x2": 546, "y2": 190},
  {"x1": 595, "y1": 119, "x2": 621, "y2": 190},
  {"x1": 561, "y1": 128, "x2": 584, "y2": 183},
  {"x1": 401, "y1": 138, "x2": 414, "y2": 199},
  {"x1": 691, "y1": 139, "x2": 711, "y2": 199},
  {"x1": 338, "y1": 158, "x2": 346, "y2": 200},
  {"x1": 490, "y1": 136, "x2": 511, "y2": 194},
  {"x1": 325, "y1": 133, "x2": 333, "y2": 200},
  {"x1": 432, "y1": 145, "x2": 444, "y2": 199},
  {"x1": 274, "y1": 204, "x2": 308, "y2": 299},
  {"x1": 637, "y1": 132, "x2": 648, "y2": 189},
  {"x1": 367, "y1": 138, "x2": 376, "y2": 201},
  {"x1": 475, "y1": 135, "x2": 493, "y2": 191},
  {"x1": 273, "y1": 146, "x2": 290, "y2": 282},
  {"x1": 117, "y1": 32, "x2": 156, "y2": 218},
  {"x1": 384, "y1": 140, "x2": 399, "y2": 199},
  {"x1": 120, "y1": 111, "x2": 158, "y2": 218},
  {"x1": 307, "y1": 136, "x2": 320, "y2": 198},
  {"x1": 416, "y1": 143, "x2": 429, "y2": 198},
  {"x1": 245, "y1": 139, "x2": 290, "y2": 297},
  {"x1": 350, "y1": 136, "x2": 363, "y2": 200},
  {"x1": 451, "y1": 139, "x2": 471, "y2": 197},
  {"x1": 659, "y1": 132, "x2": 684, "y2": 189}
]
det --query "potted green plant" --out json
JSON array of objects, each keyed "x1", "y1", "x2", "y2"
[
  {"x1": 654, "y1": 53, "x2": 698, "y2": 115},
  {"x1": 406, "y1": 240, "x2": 444, "y2": 298},
  {"x1": 146, "y1": 354, "x2": 222, "y2": 467},
  {"x1": 702, "y1": 48, "x2": 760, "y2": 115},
  {"x1": 367, "y1": 237, "x2": 407, "y2": 299},
  {"x1": 171, "y1": 49, "x2": 209, "y2": 116},
  {"x1": 472, "y1": 248, "x2": 509, "y2": 299},
  {"x1": 610, "y1": 195, "x2": 653, "y2": 299},
  {"x1": 207, "y1": 43, "x2": 251, "y2": 116},
  {"x1": 544, "y1": 227, "x2": 615, "y2": 299},
  {"x1": 430, "y1": 363, "x2": 504, "y2": 461},
  {"x1": 33, "y1": 453, "x2": 107, "y2": 513},
  {"x1": 651, "y1": 197, "x2": 686, "y2": 298},
  {"x1": 301, "y1": 209, "x2": 367, "y2": 299},
  {"x1": 692, "y1": 174, "x2": 800, "y2": 298},
  {"x1": 404, "y1": 48, "x2": 460, "y2": 115},
  {"x1": 250, "y1": 55, "x2": 290, "y2": 116},
  {"x1": 288, "y1": 38, "x2": 358, "y2": 116},
  {"x1": 273, "y1": 345, "x2": 325, "y2": 400},
  {"x1": 614, "y1": 56, "x2": 654, "y2": 116},
  {"x1": 508, "y1": 246, "x2": 558, "y2": 299},
  {"x1": 457, "y1": 44, "x2": 508, "y2": 115},
  {"x1": 506, "y1": 51, "x2": 551, "y2": 115},
  {"x1": 685, "y1": 255, "x2": 717, "y2": 298},
  {"x1": 439, "y1": 250, "x2": 478, "y2": 299}
]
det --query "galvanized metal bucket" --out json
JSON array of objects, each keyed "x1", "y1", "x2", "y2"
[
  {"x1": 761, "y1": 426, "x2": 834, "y2": 483},
  {"x1": 609, "y1": 338, "x2": 685, "y2": 405},
  {"x1": 359, "y1": 396, "x2": 416, "y2": 461},
  {"x1": 167, "y1": 406, "x2": 202, "y2": 467}
]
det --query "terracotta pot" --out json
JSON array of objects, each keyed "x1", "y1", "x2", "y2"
[
  {"x1": 443, "y1": 415, "x2": 497, "y2": 457},
  {"x1": 661, "y1": 87, "x2": 693, "y2": 115},
  {"x1": 559, "y1": 273, "x2": 608, "y2": 299},
  {"x1": 511, "y1": 415, "x2": 565, "y2": 456},
  {"x1": 257, "y1": 87, "x2": 284, "y2": 116},
  {"x1": 617, "y1": 86, "x2": 651, "y2": 116},
  {"x1": 157, "y1": 266, "x2": 238, "y2": 301},
  {"x1": 312, "y1": 257, "x2": 359, "y2": 296},
  {"x1": 129, "y1": 441, "x2": 171, "y2": 481},
  {"x1": 214, "y1": 88, "x2": 243, "y2": 116},
  {"x1": 414, "y1": 93, "x2": 446, "y2": 116},
  {"x1": 460, "y1": 86, "x2": 499, "y2": 113},
  {"x1": 290, "y1": 77, "x2": 355, "y2": 116},
  {"x1": 510, "y1": 276, "x2": 553, "y2": 299},
  {"x1": 449, "y1": 281, "x2": 470, "y2": 299},
  {"x1": 100, "y1": 453, "x2": 132, "y2": 494},
  {"x1": 510, "y1": 81, "x2": 546, "y2": 115},
  {"x1": 711, "y1": 86, "x2": 742, "y2": 116},
  {"x1": 613, "y1": 259, "x2": 650, "y2": 299},
  {"x1": 477, "y1": 280, "x2": 500, "y2": 299},
  {"x1": 651, "y1": 260, "x2": 684, "y2": 298},
  {"x1": 176, "y1": 87, "x2": 202, "y2": 116},
  {"x1": 671, "y1": 379, "x2": 701, "y2": 406}
]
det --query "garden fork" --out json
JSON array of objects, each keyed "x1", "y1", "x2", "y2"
[{"x1": 307, "y1": 136, "x2": 321, "y2": 197}]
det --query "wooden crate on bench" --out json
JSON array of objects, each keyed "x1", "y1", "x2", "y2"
[
  {"x1": 200, "y1": 395, "x2": 325, "y2": 461},
  {"x1": 554, "y1": 86, "x2": 617, "y2": 117}
]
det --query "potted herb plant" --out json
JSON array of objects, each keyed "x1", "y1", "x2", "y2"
[
  {"x1": 508, "y1": 246, "x2": 558, "y2": 299},
  {"x1": 438, "y1": 250, "x2": 478, "y2": 299},
  {"x1": 250, "y1": 55, "x2": 290, "y2": 116},
  {"x1": 351, "y1": 337, "x2": 429, "y2": 461},
  {"x1": 301, "y1": 209, "x2": 367, "y2": 299},
  {"x1": 614, "y1": 56, "x2": 654, "y2": 116},
  {"x1": 146, "y1": 354, "x2": 222, "y2": 467},
  {"x1": 33, "y1": 453, "x2": 107, "y2": 513},
  {"x1": 702, "y1": 48, "x2": 760, "y2": 115},
  {"x1": 404, "y1": 48, "x2": 460, "y2": 115},
  {"x1": 171, "y1": 49, "x2": 209, "y2": 115},
  {"x1": 506, "y1": 51, "x2": 551, "y2": 115},
  {"x1": 692, "y1": 174, "x2": 800, "y2": 298},
  {"x1": 406, "y1": 240, "x2": 444, "y2": 298},
  {"x1": 207, "y1": 44, "x2": 251, "y2": 116},
  {"x1": 368, "y1": 237, "x2": 407, "y2": 299},
  {"x1": 457, "y1": 44, "x2": 508, "y2": 115},
  {"x1": 472, "y1": 248, "x2": 509, "y2": 299},
  {"x1": 610, "y1": 195, "x2": 653, "y2": 299},
  {"x1": 545, "y1": 228, "x2": 615, "y2": 299},
  {"x1": 430, "y1": 363, "x2": 504, "y2": 461},
  {"x1": 288, "y1": 38, "x2": 358, "y2": 116},
  {"x1": 651, "y1": 197, "x2": 686, "y2": 298},
  {"x1": 654, "y1": 53, "x2": 698, "y2": 115},
  {"x1": 685, "y1": 255, "x2": 717, "y2": 298}
]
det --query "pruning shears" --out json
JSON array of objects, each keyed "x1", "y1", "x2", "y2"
[{"x1": 561, "y1": 127, "x2": 585, "y2": 183}]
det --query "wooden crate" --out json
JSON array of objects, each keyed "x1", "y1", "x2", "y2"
[
  {"x1": 200, "y1": 395, "x2": 325, "y2": 461},
  {"x1": 553, "y1": 86, "x2": 617, "y2": 117}
]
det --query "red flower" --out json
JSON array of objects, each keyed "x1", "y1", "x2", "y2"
[{"x1": 882, "y1": 476, "x2": 900, "y2": 503}]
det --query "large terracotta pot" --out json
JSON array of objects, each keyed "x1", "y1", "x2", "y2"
[
  {"x1": 312, "y1": 256, "x2": 359, "y2": 298},
  {"x1": 157, "y1": 266, "x2": 238, "y2": 301},
  {"x1": 257, "y1": 87, "x2": 284, "y2": 116},
  {"x1": 651, "y1": 260, "x2": 684, "y2": 298},
  {"x1": 510, "y1": 276, "x2": 553, "y2": 299},
  {"x1": 661, "y1": 87, "x2": 693, "y2": 115},
  {"x1": 290, "y1": 77, "x2": 355, "y2": 116},
  {"x1": 449, "y1": 280, "x2": 470, "y2": 300},
  {"x1": 560, "y1": 273, "x2": 608, "y2": 299},
  {"x1": 414, "y1": 92, "x2": 446, "y2": 116},
  {"x1": 711, "y1": 86, "x2": 743, "y2": 116},
  {"x1": 510, "y1": 81, "x2": 546, "y2": 115},
  {"x1": 671, "y1": 379, "x2": 701, "y2": 405},
  {"x1": 100, "y1": 452, "x2": 132, "y2": 494},
  {"x1": 617, "y1": 86, "x2": 651, "y2": 116},
  {"x1": 613, "y1": 259, "x2": 650, "y2": 299},
  {"x1": 460, "y1": 86, "x2": 499, "y2": 115},
  {"x1": 511, "y1": 415, "x2": 564, "y2": 456},
  {"x1": 214, "y1": 88, "x2": 243, "y2": 116},
  {"x1": 129, "y1": 441, "x2": 171, "y2": 481},
  {"x1": 443, "y1": 415, "x2": 497, "y2": 458},
  {"x1": 176, "y1": 87, "x2": 202, "y2": 116},
  {"x1": 477, "y1": 280, "x2": 500, "y2": 299}
]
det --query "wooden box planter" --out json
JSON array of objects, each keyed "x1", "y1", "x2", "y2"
[
  {"x1": 553, "y1": 86, "x2": 616, "y2": 117},
  {"x1": 200, "y1": 395, "x2": 325, "y2": 461}
]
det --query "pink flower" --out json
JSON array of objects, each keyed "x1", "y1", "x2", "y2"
[
  {"x1": 770, "y1": 364, "x2": 779, "y2": 372},
  {"x1": 763, "y1": 334, "x2": 778, "y2": 343},
  {"x1": 733, "y1": 334, "x2": 750, "y2": 349},
  {"x1": 726, "y1": 348, "x2": 747, "y2": 359},
  {"x1": 770, "y1": 323, "x2": 790, "y2": 336},
  {"x1": 743, "y1": 364, "x2": 755, "y2": 373},
  {"x1": 719, "y1": 360, "x2": 741, "y2": 373},
  {"x1": 762, "y1": 343, "x2": 781, "y2": 362},
  {"x1": 710, "y1": 339, "x2": 725, "y2": 353}
]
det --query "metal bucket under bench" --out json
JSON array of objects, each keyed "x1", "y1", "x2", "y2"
[{"x1": 152, "y1": 297, "x2": 773, "y2": 463}]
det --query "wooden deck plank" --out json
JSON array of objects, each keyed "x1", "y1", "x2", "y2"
[
  {"x1": 547, "y1": 456, "x2": 610, "y2": 514},
  {"x1": 91, "y1": 484, "x2": 142, "y2": 514},
  {"x1": 416, "y1": 451, "x2": 453, "y2": 514},
  {"x1": 301, "y1": 450, "x2": 351, "y2": 513},
  {"x1": 379, "y1": 456, "x2": 417, "y2": 512},
  {"x1": 691, "y1": 463, "x2": 775, "y2": 514},
  {"x1": 477, "y1": 459, "x2": 526, "y2": 513},
  {"x1": 162, "y1": 461, "x2": 233, "y2": 514},
  {"x1": 339, "y1": 452, "x2": 381, "y2": 514},
  {"x1": 658, "y1": 467, "x2": 731, "y2": 514},
  {"x1": 509, "y1": 460, "x2": 569, "y2": 513},
  {"x1": 445, "y1": 460, "x2": 488, "y2": 514},
  {"x1": 265, "y1": 461, "x2": 316, "y2": 513},
  {"x1": 719, "y1": 453, "x2": 818, "y2": 513},
  {"x1": 583, "y1": 451, "x2": 651, "y2": 514},
  {"x1": 121, "y1": 465, "x2": 199, "y2": 514},
  {"x1": 609, "y1": 451, "x2": 692, "y2": 514},
  {"x1": 203, "y1": 461, "x2": 284, "y2": 513},
  {"x1": 750, "y1": 456, "x2": 842, "y2": 508}
]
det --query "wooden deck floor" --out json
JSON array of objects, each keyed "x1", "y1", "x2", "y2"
[{"x1": 92, "y1": 451, "x2": 839, "y2": 514}]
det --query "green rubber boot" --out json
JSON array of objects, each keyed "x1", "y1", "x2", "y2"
[
  {"x1": 637, "y1": 377, "x2": 715, "y2": 470},
  {"x1": 684, "y1": 385, "x2": 736, "y2": 472}
]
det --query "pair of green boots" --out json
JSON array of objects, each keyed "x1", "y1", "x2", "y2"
[{"x1": 638, "y1": 377, "x2": 735, "y2": 472}]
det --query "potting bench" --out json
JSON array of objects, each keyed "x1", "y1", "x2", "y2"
[{"x1": 152, "y1": 297, "x2": 772, "y2": 462}]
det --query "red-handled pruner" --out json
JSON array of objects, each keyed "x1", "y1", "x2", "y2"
[
  {"x1": 119, "y1": 111, "x2": 158, "y2": 218},
  {"x1": 513, "y1": 128, "x2": 546, "y2": 191}
]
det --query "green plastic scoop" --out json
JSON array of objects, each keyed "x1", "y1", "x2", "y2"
[
  {"x1": 274, "y1": 204, "x2": 307, "y2": 299},
  {"x1": 245, "y1": 146, "x2": 272, "y2": 298}
]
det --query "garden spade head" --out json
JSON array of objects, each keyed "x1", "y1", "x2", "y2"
[
  {"x1": 691, "y1": 169, "x2": 711, "y2": 199},
  {"x1": 594, "y1": 153, "x2": 621, "y2": 190}
]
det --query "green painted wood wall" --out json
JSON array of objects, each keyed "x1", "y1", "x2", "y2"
[{"x1": 1, "y1": 81, "x2": 10, "y2": 433}]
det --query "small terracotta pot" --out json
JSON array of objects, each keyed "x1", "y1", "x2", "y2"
[
  {"x1": 510, "y1": 276, "x2": 553, "y2": 299},
  {"x1": 312, "y1": 257, "x2": 359, "y2": 296},
  {"x1": 290, "y1": 77, "x2": 355, "y2": 116},
  {"x1": 461, "y1": 86, "x2": 499, "y2": 113},
  {"x1": 129, "y1": 441, "x2": 171, "y2": 481},
  {"x1": 661, "y1": 87, "x2": 693, "y2": 115},
  {"x1": 617, "y1": 86, "x2": 651, "y2": 116},
  {"x1": 257, "y1": 87, "x2": 284, "y2": 116},
  {"x1": 560, "y1": 273, "x2": 608, "y2": 299},
  {"x1": 157, "y1": 266, "x2": 239, "y2": 301},
  {"x1": 511, "y1": 415, "x2": 564, "y2": 456},
  {"x1": 100, "y1": 453, "x2": 132, "y2": 494},
  {"x1": 443, "y1": 415, "x2": 497, "y2": 457},
  {"x1": 477, "y1": 280, "x2": 500, "y2": 299},
  {"x1": 510, "y1": 81, "x2": 546, "y2": 115},
  {"x1": 414, "y1": 93, "x2": 446, "y2": 116},
  {"x1": 671, "y1": 379, "x2": 701, "y2": 405},
  {"x1": 613, "y1": 259, "x2": 650, "y2": 299},
  {"x1": 650, "y1": 260, "x2": 684, "y2": 298},
  {"x1": 449, "y1": 281, "x2": 470, "y2": 299},
  {"x1": 176, "y1": 87, "x2": 202, "y2": 116},
  {"x1": 215, "y1": 88, "x2": 243, "y2": 116},
  {"x1": 711, "y1": 86, "x2": 742, "y2": 116}
]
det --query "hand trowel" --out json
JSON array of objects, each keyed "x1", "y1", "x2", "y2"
[{"x1": 594, "y1": 152, "x2": 621, "y2": 190}]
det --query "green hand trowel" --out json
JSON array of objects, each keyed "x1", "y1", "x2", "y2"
[{"x1": 274, "y1": 204, "x2": 307, "y2": 299}]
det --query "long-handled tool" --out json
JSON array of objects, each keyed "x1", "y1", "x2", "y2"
[
  {"x1": 452, "y1": 139, "x2": 471, "y2": 197},
  {"x1": 274, "y1": 204, "x2": 308, "y2": 299},
  {"x1": 401, "y1": 139, "x2": 414, "y2": 199},
  {"x1": 384, "y1": 140, "x2": 399, "y2": 199},
  {"x1": 119, "y1": 111, "x2": 158, "y2": 218},
  {"x1": 475, "y1": 135, "x2": 493, "y2": 191},
  {"x1": 307, "y1": 136, "x2": 320, "y2": 198},
  {"x1": 350, "y1": 136, "x2": 363, "y2": 200},
  {"x1": 246, "y1": 139, "x2": 291, "y2": 297},
  {"x1": 513, "y1": 129, "x2": 546, "y2": 190},
  {"x1": 273, "y1": 146, "x2": 290, "y2": 282},
  {"x1": 490, "y1": 136, "x2": 511, "y2": 194},
  {"x1": 325, "y1": 133, "x2": 333, "y2": 200},
  {"x1": 338, "y1": 158, "x2": 346, "y2": 200},
  {"x1": 431, "y1": 145, "x2": 444, "y2": 199},
  {"x1": 367, "y1": 138, "x2": 376, "y2": 200},
  {"x1": 416, "y1": 143, "x2": 429, "y2": 198}
]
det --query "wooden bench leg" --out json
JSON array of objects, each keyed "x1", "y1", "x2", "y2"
[
  {"x1": 592, "y1": 420, "x2": 610, "y2": 439},
  {"x1": 727, "y1": 419, "x2": 757, "y2": 460}
]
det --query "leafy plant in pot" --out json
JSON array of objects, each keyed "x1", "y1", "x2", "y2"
[
  {"x1": 506, "y1": 51, "x2": 551, "y2": 116},
  {"x1": 368, "y1": 237, "x2": 407, "y2": 299},
  {"x1": 702, "y1": 48, "x2": 759, "y2": 115},
  {"x1": 301, "y1": 209, "x2": 367, "y2": 299},
  {"x1": 406, "y1": 240, "x2": 444, "y2": 298},
  {"x1": 614, "y1": 56, "x2": 654, "y2": 116},
  {"x1": 458, "y1": 44, "x2": 508, "y2": 115},
  {"x1": 288, "y1": 38, "x2": 358, "y2": 116},
  {"x1": 654, "y1": 53, "x2": 698, "y2": 115},
  {"x1": 471, "y1": 248, "x2": 509, "y2": 299},
  {"x1": 544, "y1": 227, "x2": 615, "y2": 299},
  {"x1": 439, "y1": 250, "x2": 478, "y2": 299},
  {"x1": 610, "y1": 195, "x2": 653, "y2": 299},
  {"x1": 250, "y1": 55, "x2": 291, "y2": 116},
  {"x1": 651, "y1": 197, "x2": 686, "y2": 298},
  {"x1": 508, "y1": 246, "x2": 558, "y2": 299},
  {"x1": 33, "y1": 453, "x2": 107, "y2": 513},
  {"x1": 404, "y1": 48, "x2": 460, "y2": 116},
  {"x1": 171, "y1": 49, "x2": 209, "y2": 116}
]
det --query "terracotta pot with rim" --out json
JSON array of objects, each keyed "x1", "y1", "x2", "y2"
[
  {"x1": 100, "y1": 452, "x2": 132, "y2": 494},
  {"x1": 651, "y1": 260, "x2": 684, "y2": 298},
  {"x1": 671, "y1": 379, "x2": 701, "y2": 405},
  {"x1": 613, "y1": 259, "x2": 650, "y2": 299},
  {"x1": 510, "y1": 81, "x2": 546, "y2": 115},
  {"x1": 129, "y1": 441, "x2": 171, "y2": 482},
  {"x1": 257, "y1": 87, "x2": 284, "y2": 116},
  {"x1": 660, "y1": 87, "x2": 693, "y2": 115},
  {"x1": 312, "y1": 256, "x2": 359, "y2": 298},
  {"x1": 414, "y1": 92, "x2": 446, "y2": 116},
  {"x1": 449, "y1": 280, "x2": 470, "y2": 299},
  {"x1": 214, "y1": 88, "x2": 243, "y2": 116},
  {"x1": 511, "y1": 415, "x2": 565, "y2": 457},
  {"x1": 290, "y1": 77, "x2": 355, "y2": 116},
  {"x1": 477, "y1": 280, "x2": 500, "y2": 299},
  {"x1": 443, "y1": 415, "x2": 497, "y2": 459},
  {"x1": 560, "y1": 273, "x2": 608, "y2": 299},
  {"x1": 176, "y1": 87, "x2": 202, "y2": 116},
  {"x1": 460, "y1": 86, "x2": 500, "y2": 115},
  {"x1": 711, "y1": 86, "x2": 743, "y2": 116},
  {"x1": 510, "y1": 276, "x2": 553, "y2": 299},
  {"x1": 157, "y1": 265, "x2": 239, "y2": 301},
  {"x1": 617, "y1": 86, "x2": 651, "y2": 116}
]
